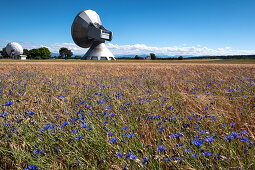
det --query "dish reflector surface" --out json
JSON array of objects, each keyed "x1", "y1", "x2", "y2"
[
  {"x1": 71, "y1": 9, "x2": 102, "y2": 48},
  {"x1": 6, "y1": 42, "x2": 23, "y2": 57}
]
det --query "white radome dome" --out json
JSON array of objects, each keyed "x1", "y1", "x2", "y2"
[{"x1": 6, "y1": 42, "x2": 23, "y2": 57}]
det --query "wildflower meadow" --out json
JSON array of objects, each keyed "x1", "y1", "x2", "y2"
[{"x1": 0, "y1": 61, "x2": 254, "y2": 169}]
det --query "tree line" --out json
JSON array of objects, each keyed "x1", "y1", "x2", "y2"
[
  {"x1": 0, "y1": 47, "x2": 76, "y2": 59},
  {"x1": 119, "y1": 53, "x2": 183, "y2": 60}
]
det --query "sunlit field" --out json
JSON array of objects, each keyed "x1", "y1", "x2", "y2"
[{"x1": 0, "y1": 61, "x2": 254, "y2": 169}]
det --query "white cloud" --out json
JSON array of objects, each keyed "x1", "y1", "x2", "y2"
[
  {"x1": 1, "y1": 41, "x2": 255, "y2": 56},
  {"x1": 106, "y1": 43, "x2": 255, "y2": 56}
]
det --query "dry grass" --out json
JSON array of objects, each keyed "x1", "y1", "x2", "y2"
[{"x1": 0, "y1": 61, "x2": 254, "y2": 169}]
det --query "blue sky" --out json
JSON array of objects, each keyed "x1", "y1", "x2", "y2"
[{"x1": 0, "y1": 0, "x2": 255, "y2": 56}]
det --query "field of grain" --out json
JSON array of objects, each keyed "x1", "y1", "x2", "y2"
[{"x1": 0, "y1": 61, "x2": 254, "y2": 169}]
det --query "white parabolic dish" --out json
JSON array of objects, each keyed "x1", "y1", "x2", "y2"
[{"x1": 6, "y1": 42, "x2": 23, "y2": 57}]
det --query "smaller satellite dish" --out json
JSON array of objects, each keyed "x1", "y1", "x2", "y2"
[
  {"x1": 71, "y1": 9, "x2": 116, "y2": 60},
  {"x1": 6, "y1": 42, "x2": 23, "y2": 59}
]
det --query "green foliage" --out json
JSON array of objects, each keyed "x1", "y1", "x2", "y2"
[
  {"x1": 59, "y1": 47, "x2": 73, "y2": 59},
  {"x1": 74, "y1": 56, "x2": 81, "y2": 59},
  {"x1": 39, "y1": 47, "x2": 51, "y2": 59},
  {"x1": 134, "y1": 55, "x2": 143, "y2": 59},
  {"x1": 0, "y1": 47, "x2": 9, "y2": 58},
  {"x1": 27, "y1": 47, "x2": 51, "y2": 59},
  {"x1": 150, "y1": 53, "x2": 157, "y2": 60},
  {"x1": 178, "y1": 56, "x2": 183, "y2": 60},
  {"x1": 23, "y1": 49, "x2": 29, "y2": 56}
]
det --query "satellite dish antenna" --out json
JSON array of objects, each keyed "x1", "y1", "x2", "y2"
[
  {"x1": 6, "y1": 42, "x2": 23, "y2": 59},
  {"x1": 71, "y1": 9, "x2": 116, "y2": 60}
]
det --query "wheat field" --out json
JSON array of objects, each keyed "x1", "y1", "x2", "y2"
[{"x1": 0, "y1": 61, "x2": 254, "y2": 169}]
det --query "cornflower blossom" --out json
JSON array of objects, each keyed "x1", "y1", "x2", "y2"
[
  {"x1": 61, "y1": 121, "x2": 68, "y2": 127},
  {"x1": 157, "y1": 145, "x2": 165, "y2": 153},
  {"x1": 24, "y1": 165, "x2": 37, "y2": 170},
  {"x1": 158, "y1": 126, "x2": 164, "y2": 133},
  {"x1": 28, "y1": 112, "x2": 34, "y2": 115},
  {"x1": 191, "y1": 138, "x2": 204, "y2": 146},
  {"x1": 4, "y1": 101, "x2": 13, "y2": 106},
  {"x1": 110, "y1": 137, "x2": 117, "y2": 144},
  {"x1": 128, "y1": 132, "x2": 134, "y2": 138},
  {"x1": 142, "y1": 157, "x2": 149, "y2": 165},
  {"x1": 205, "y1": 136, "x2": 215, "y2": 143},
  {"x1": 170, "y1": 132, "x2": 183, "y2": 138}
]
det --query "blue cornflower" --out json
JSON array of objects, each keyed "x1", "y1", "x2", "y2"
[
  {"x1": 108, "y1": 132, "x2": 113, "y2": 137},
  {"x1": 54, "y1": 115, "x2": 60, "y2": 120},
  {"x1": 110, "y1": 137, "x2": 117, "y2": 144},
  {"x1": 72, "y1": 130, "x2": 78, "y2": 134},
  {"x1": 191, "y1": 138, "x2": 204, "y2": 146},
  {"x1": 24, "y1": 164, "x2": 37, "y2": 170},
  {"x1": 4, "y1": 101, "x2": 13, "y2": 106},
  {"x1": 158, "y1": 126, "x2": 164, "y2": 133},
  {"x1": 240, "y1": 130, "x2": 249, "y2": 135},
  {"x1": 33, "y1": 149, "x2": 40, "y2": 155},
  {"x1": 211, "y1": 116, "x2": 217, "y2": 121},
  {"x1": 28, "y1": 112, "x2": 34, "y2": 115},
  {"x1": 33, "y1": 149, "x2": 44, "y2": 156},
  {"x1": 128, "y1": 132, "x2": 134, "y2": 138},
  {"x1": 123, "y1": 131, "x2": 128, "y2": 135},
  {"x1": 43, "y1": 124, "x2": 53, "y2": 131},
  {"x1": 202, "y1": 150, "x2": 212, "y2": 157},
  {"x1": 113, "y1": 151, "x2": 123, "y2": 157},
  {"x1": 130, "y1": 154, "x2": 137, "y2": 159},
  {"x1": 214, "y1": 154, "x2": 220, "y2": 160},
  {"x1": 199, "y1": 130, "x2": 206, "y2": 134},
  {"x1": 230, "y1": 132, "x2": 239, "y2": 139},
  {"x1": 157, "y1": 145, "x2": 165, "y2": 153},
  {"x1": 170, "y1": 132, "x2": 182, "y2": 138},
  {"x1": 230, "y1": 122, "x2": 235, "y2": 126},
  {"x1": 81, "y1": 124, "x2": 88, "y2": 128},
  {"x1": 205, "y1": 136, "x2": 215, "y2": 143},
  {"x1": 204, "y1": 106, "x2": 209, "y2": 110},
  {"x1": 175, "y1": 156, "x2": 183, "y2": 162},
  {"x1": 3, "y1": 112, "x2": 8, "y2": 116},
  {"x1": 142, "y1": 157, "x2": 149, "y2": 165},
  {"x1": 224, "y1": 135, "x2": 233, "y2": 142},
  {"x1": 61, "y1": 121, "x2": 68, "y2": 127},
  {"x1": 125, "y1": 152, "x2": 132, "y2": 159},
  {"x1": 75, "y1": 135, "x2": 83, "y2": 141},
  {"x1": 192, "y1": 153, "x2": 198, "y2": 158},
  {"x1": 122, "y1": 126, "x2": 128, "y2": 130},
  {"x1": 184, "y1": 148, "x2": 192, "y2": 153},
  {"x1": 240, "y1": 136, "x2": 249, "y2": 143}
]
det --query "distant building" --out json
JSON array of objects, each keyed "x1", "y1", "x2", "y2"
[
  {"x1": 19, "y1": 55, "x2": 27, "y2": 60},
  {"x1": 145, "y1": 56, "x2": 151, "y2": 60}
]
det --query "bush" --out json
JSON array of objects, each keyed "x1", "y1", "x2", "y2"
[
  {"x1": 178, "y1": 56, "x2": 183, "y2": 60},
  {"x1": 150, "y1": 53, "x2": 157, "y2": 60},
  {"x1": 134, "y1": 55, "x2": 143, "y2": 59}
]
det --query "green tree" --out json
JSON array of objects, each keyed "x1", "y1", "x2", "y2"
[
  {"x1": 59, "y1": 47, "x2": 73, "y2": 59},
  {"x1": 134, "y1": 55, "x2": 143, "y2": 59},
  {"x1": 0, "y1": 47, "x2": 8, "y2": 58},
  {"x1": 39, "y1": 47, "x2": 51, "y2": 59},
  {"x1": 74, "y1": 56, "x2": 81, "y2": 59},
  {"x1": 27, "y1": 47, "x2": 51, "y2": 59},
  {"x1": 150, "y1": 53, "x2": 157, "y2": 60},
  {"x1": 178, "y1": 56, "x2": 183, "y2": 60},
  {"x1": 23, "y1": 49, "x2": 30, "y2": 56}
]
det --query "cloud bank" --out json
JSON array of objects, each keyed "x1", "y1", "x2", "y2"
[
  {"x1": 1, "y1": 40, "x2": 255, "y2": 56},
  {"x1": 43, "y1": 43, "x2": 255, "y2": 56}
]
